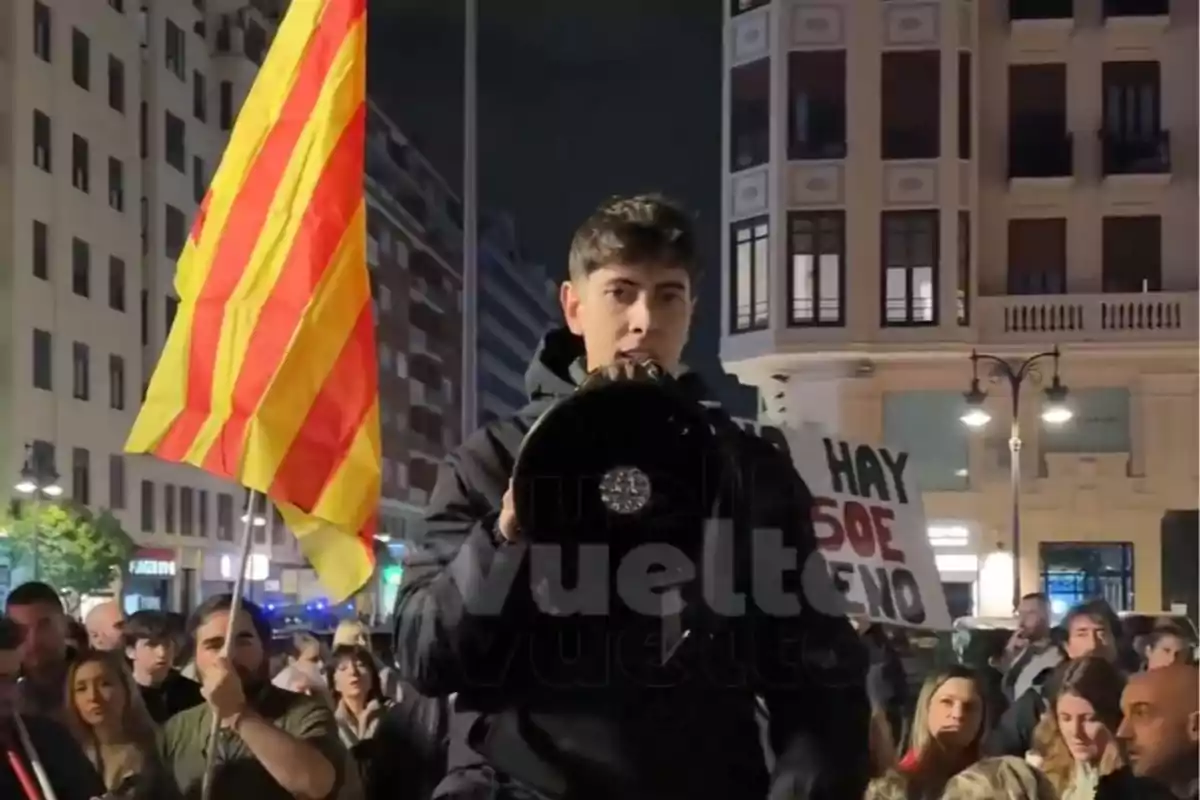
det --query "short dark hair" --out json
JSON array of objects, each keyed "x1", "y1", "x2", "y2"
[
  {"x1": 187, "y1": 594, "x2": 272, "y2": 647},
  {"x1": 326, "y1": 644, "x2": 385, "y2": 705},
  {"x1": 0, "y1": 617, "x2": 22, "y2": 651},
  {"x1": 567, "y1": 194, "x2": 699, "y2": 282},
  {"x1": 124, "y1": 610, "x2": 175, "y2": 648},
  {"x1": 5, "y1": 582, "x2": 63, "y2": 613},
  {"x1": 1021, "y1": 592, "x2": 1048, "y2": 604},
  {"x1": 1063, "y1": 604, "x2": 1112, "y2": 635}
]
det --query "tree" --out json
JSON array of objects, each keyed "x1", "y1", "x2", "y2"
[{"x1": 3, "y1": 501, "x2": 135, "y2": 611}]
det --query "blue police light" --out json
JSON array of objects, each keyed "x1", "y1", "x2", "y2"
[{"x1": 267, "y1": 603, "x2": 275, "y2": 611}]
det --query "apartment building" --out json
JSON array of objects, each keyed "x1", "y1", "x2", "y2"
[
  {"x1": 0, "y1": 0, "x2": 316, "y2": 612},
  {"x1": 722, "y1": 0, "x2": 1197, "y2": 617},
  {"x1": 477, "y1": 212, "x2": 558, "y2": 425}
]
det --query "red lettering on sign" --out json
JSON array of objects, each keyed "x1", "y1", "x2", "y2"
[{"x1": 811, "y1": 497, "x2": 907, "y2": 563}]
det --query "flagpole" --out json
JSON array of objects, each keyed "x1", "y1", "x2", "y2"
[
  {"x1": 460, "y1": 0, "x2": 479, "y2": 442},
  {"x1": 199, "y1": 488, "x2": 261, "y2": 800}
]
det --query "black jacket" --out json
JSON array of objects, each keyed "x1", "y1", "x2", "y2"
[
  {"x1": 393, "y1": 329, "x2": 870, "y2": 800},
  {"x1": 1, "y1": 715, "x2": 106, "y2": 800},
  {"x1": 139, "y1": 669, "x2": 205, "y2": 724}
]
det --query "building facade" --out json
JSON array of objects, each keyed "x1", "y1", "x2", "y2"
[
  {"x1": 722, "y1": 0, "x2": 1197, "y2": 617},
  {"x1": 477, "y1": 212, "x2": 557, "y2": 425}
]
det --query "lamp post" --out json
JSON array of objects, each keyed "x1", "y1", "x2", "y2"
[
  {"x1": 12, "y1": 443, "x2": 64, "y2": 581},
  {"x1": 960, "y1": 348, "x2": 1072, "y2": 612}
]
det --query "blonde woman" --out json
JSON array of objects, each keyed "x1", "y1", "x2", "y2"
[
  {"x1": 63, "y1": 649, "x2": 178, "y2": 800},
  {"x1": 898, "y1": 666, "x2": 987, "y2": 799},
  {"x1": 1028, "y1": 657, "x2": 1125, "y2": 800},
  {"x1": 940, "y1": 755, "x2": 1058, "y2": 799}
]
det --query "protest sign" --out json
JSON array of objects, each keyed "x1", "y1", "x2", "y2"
[{"x1": 733, "y1": 418, "x2": 951, "y2": 631}]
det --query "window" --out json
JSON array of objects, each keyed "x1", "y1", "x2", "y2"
[
  {"x1": 788, "y1": 52, "x2": 847, "y2": 160},
  {"x1": 219, "y1": 81, "x2": 234, "y2": 130},
  {"x1": 881, "y1": 52, "x2": 941, "y2": 160},
  {"x1": 109, "y1": 354, "x2": 125, "y2": 410},
  {"x1": 140, "y1": 480, "x2": 155, "y2": 531},
  {"x1": 164, "y1": 484, "x2": 177, "y2": 533},
  {"x1": 883, "y1": 391, "x2": 970, "y2": 491},
  {"x1": 787, "y1": 212, "x2": 844, "y2": 326},
  {"x1": 72, "y1": 237, "x2": 90, "y2": 297},
  {"x1": 1041, "y1": 543, "x2": 1133, "y2": 614},
  {"x1": 1009, "y1": 64, "x2": 1071, "y2": 178},
  {"x1": 1104, "y1": 0, "x2": 1168, "y2": 18},
  {"x1": 73, "y1": 342, "x2": 90, "y2": 400},
  {"x1": 72, "y1": 135, "x2": 90, "y2": 193},
  {"x1": 33, "y1": 329, "x2": 52, "y2": 390},
  {"x1": 164, "y1": 112, "x2": 186, "y2": 172},
  {"x1": 140, "y1": 290, "x2": 149, "y2": 345},
  {"x1": 72, "y1": 28, "x2": 90, "y2": 90},
  {"x1": 72, "y1": 448, "x2": 90, "y2": 505},
  {"x1": 108, "y1": 56, "x2": 125, "y2": 112},
  {"x1": 165, "y1": 204, "x2": 188, "y2": 259},
  {"x1": 957, "y1": 212, "x2": 970, "y2": 326},
  {"x1": 730, "y1": 218, "x2": 769, "y2": 333},
  {"x1": 882, "y1": 211, "x2": 938, "y2": 325},
  {"x1": 198, "y1": 490, "x2": 209, "y2": 537},
  {"x1": 958, "y1": 52, "x2": 972, "y2": 159},
  {"x1": 165, "y1": 20, "x2": 186, "y2": 80},
  {"x1": 1102, "y1": 216, "x2": 1161, "y2": 292},
  {"x1": 731, "y1": 59, "x2": 770, "y2": 171},
  {"x1": 1101, "y1": 61, "x2": 1168, "y2": 175},
  {"x1": 1008, "y1": 219, "x2": 1066, "y2": 295},
  {"x1": 180, "y1": 488, "x2": 195, "y2": 536},
  {"x1": 34, "y1": 2, "x2": 51, "y2": 62},
  {"x1": 1010, "y1": 0, "x2": 1074, "y2": 19},
  {"x1": 108, "y1": 157, "x2": 124, "y2": 211},
  {"x1": 109, "y1": 455, "x2": 126, "y2": 510},
  {"x1": 109, "y1": 257, "x2": 126, "y2": 311},
  {"x1": 217, "y1": 494, "x2": 234, "y2": 540},
  {"x1": 109, "y1": 0, "x2": 125, "y2": 10},
  {"x1": 33, "y1": 111, "x2": 51, "y2": 172},
  {"x1": 193, "y1": 156, "x2": 206, "y2": 203},
  {"x1": 193, "y1": 70, "x2": 207, "y2": 121},
  {"x1": 166, "y1": 296, "x2": 179, "y2": 332},
  {"x1": 1042, "y1": 388, "x2": 1131, "y2": 454},
  {"x1": 139, "y1": 102, "x2": 148, "y2": 159},
  {"x1": 32, "y1": 221, "x2": 49, "y2": 280}
]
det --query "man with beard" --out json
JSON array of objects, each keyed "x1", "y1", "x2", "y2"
[
  {"x1": 1114, "y1": 663, "x2": 1199, "y2": 799},
  {"x1": 158, "y1": 594, "x2": 345, "y2": 799},
  {"x1": 1000, "y1": 593, "x2": 1063, "y2": 702},
  {"x1": 5, "y1": 582, "x2": 70, "y2": 720},
  {"x1": 394, "y1": 194, "x2": 869, "y2": 800},
  {"x1": 124, "y1": 609, "x2": 203, "y2": 724}
]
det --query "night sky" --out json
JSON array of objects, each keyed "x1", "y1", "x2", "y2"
[{"x1": 368, "y1": 0, "x2": 755, "y2": 416}]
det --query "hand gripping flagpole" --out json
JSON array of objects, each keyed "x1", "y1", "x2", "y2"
[{"x1": 199, "y1": 488, "x2": 262, "y2": 800}]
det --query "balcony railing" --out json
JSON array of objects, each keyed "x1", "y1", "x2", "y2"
[
  {"x1": 1009, "y1": 132, "x2": 1073, "y2": 179},
  {"x1": 1103, "y1": 0, "x2": 1169, "y2": 18},
  {"x1": 977, "y1": 291, "x2": 1197, "y2": 344},
  {"x1": 1099, "y1": 130, "x2": 1171, "y2": 176},
  {"x1": 1009, "y1": 0, "x2": 1074, "y2": 21}
]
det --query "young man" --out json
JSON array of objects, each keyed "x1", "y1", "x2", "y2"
[
  {"x1": 394, "y1": 195, "x2": 870, "y2": 800},
  {"x1": 5, "y1": 582, "x2": 70, "y2": 719},
  {"x1": 124, "y1": 609, "x2": 204, "y2": 723},
  {"x1": 158, "y1": 595, "x2": 345, "y2": 799},
  {"x1": 0, "y1": 617, "x2": 106, "y2": 800}
]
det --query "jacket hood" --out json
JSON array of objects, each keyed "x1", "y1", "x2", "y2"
[{"x1": 521, "y1": 327, "x2": 709, "y2": 412}]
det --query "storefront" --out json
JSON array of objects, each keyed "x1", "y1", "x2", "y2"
[
  {"x1": 124, "y1": 548, "x2": 177, "y2": 614},
  {"x1": 200, "y1": 551, "x2": 270, "y2": 602}
]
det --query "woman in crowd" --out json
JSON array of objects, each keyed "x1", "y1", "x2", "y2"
[
  {"x1": 333, "y1": 620, "x2": 401, "y2": 699},
  {"x1": 327, "y1": 644, "x2": 394, "y2": 799},
  {"x1": 63, "y1": 650, "x2": 177, "y2": 800},
  {"x1": 941, "y1": 756, "x2": 1058, "y2": 800},
  {"x1": 897, "y1": 666, "x2": 988, "y2": 798},
  {"x1": 1028, "y1": 657, "x2": 1125, "y2": 800},
  {"x1": 1142, "y1": 625, "x2": 1190, "y2": 670}
]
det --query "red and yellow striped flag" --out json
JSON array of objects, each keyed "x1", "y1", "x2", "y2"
[{"x1": 126, "y1": 0, "x2": 377, "y2": 601}]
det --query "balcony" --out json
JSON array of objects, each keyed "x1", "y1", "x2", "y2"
[
  {"x1": 1009, "y1": 0, "x2": 1074, "y2": 22},
  {"x1": 1103, "y1": 0, "x2": 1169, "y2": 20},
  {"x1": 1099, "y1": 130, "x2": 1171, "y2": 177},
  {"x1": 1009, "y1": 131, "x2": 1073, "y2": 180},
  {"x1": 977, "y1": 291, "x2": 1197, "y2": 346}
]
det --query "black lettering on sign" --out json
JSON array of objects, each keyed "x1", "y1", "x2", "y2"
[
  {"x1": 828, "y1": 561, "x2": 865, "y2": 616},
  {"x1": 858, "y1": 565, "x2": 926, "y2": 626},
  {"x1": 821, "y1": 438, "x2": 911, "y2": 505}
]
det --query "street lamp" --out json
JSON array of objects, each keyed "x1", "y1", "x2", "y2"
[
  {"x1": 961, "y1": 348, "x2": 1072, "y2": 611},
  {"x1": 12, "y1": 443, "x2": 64, "y2": 581}
]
